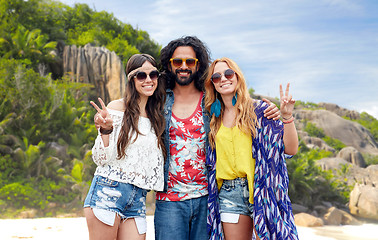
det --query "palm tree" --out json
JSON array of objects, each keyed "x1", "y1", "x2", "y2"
[{"x1": 0, "y1": 24, "x2": 57, "y2": 65}]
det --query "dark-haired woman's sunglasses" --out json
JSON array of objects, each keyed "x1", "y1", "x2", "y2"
[
  {"x1": 170, "y1": 58, "x2": 198, "y2": 68},
  {"x1": 134, "y1": 70, "x2": 159, "y2": 82},
  {"x1": 211, "y1": 69, "x2": 235, "y2": 83}
]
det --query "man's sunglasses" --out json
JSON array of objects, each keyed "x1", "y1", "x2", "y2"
[
  {"x1": 134, "y1": 70, "x2": 159, "y2": 81},
  {"x1": 211, "y1": 69, "x2": 235, "y2": 83},
  {"x1": 170, "y1": 58, "x2": 198, "y2": 68}
]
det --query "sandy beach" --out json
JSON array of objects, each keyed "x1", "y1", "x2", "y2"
[{"x1": 0, "y1": 216, "x2": 377, "y2": 240}]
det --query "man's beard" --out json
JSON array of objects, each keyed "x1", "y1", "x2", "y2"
[{"x1": 174, "y1": 69, "x2": 195, "y2": 86}]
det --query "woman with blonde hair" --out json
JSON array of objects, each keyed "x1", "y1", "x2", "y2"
[{"x1": 205, "y1": 57, "x2": 299, "y2": 240}]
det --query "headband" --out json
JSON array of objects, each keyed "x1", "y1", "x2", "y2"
[{"x1": 127, "y1": 66, "x2": 158, "y2": 80}]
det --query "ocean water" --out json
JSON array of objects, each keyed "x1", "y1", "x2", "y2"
[{"x1": 0, "y1": 216, "x2": 377, "y2": 240}]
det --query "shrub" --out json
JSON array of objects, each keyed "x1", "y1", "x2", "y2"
[
  {"x1": 323, "y1": 136, "x2": 346, "y2": 151},
  {"x1": 304, "y1": 122, "x2": 325, "y2": 138},
  {"x1": 363, "y1": 153, "x2": 378, "y2": 166},
  {"x1": 0, "y1": 59, "x2": 97, "y2": 216},
  {"x1": 0, "y1": 182, "x2": 48, "y2": 210},
  {"x1": 287, "y1": 148, "x2": 349, "y2": 208}
]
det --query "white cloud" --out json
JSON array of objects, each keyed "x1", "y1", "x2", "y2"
[
  {"x1": 59, "y1": 0, "x2": 378, "y2": 119},
  {"x1": 351, "y1": 101, "x2": 378, "y2": 119}
]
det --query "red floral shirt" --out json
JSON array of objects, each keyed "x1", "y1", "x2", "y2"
[{"x1": 156, "y1": 94, "x2": 208, "y2": 201}]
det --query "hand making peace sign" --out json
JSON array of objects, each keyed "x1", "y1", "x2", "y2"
[
  {"x1": 280, "y1": 83, "x2": 295, "y2": 119},
  {"x1": 90, "y1": 98, "x2": 113, "y2": 130}
]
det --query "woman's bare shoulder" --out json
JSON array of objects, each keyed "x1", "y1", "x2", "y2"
[{"x1": 107, "y1": 99, "x2": 125, "y2": 112}]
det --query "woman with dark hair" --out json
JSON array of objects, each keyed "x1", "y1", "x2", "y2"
[
  {"x1": 83, "y1": 53, "x2": 166, "y2": 240},
  {"x1": 204, "y1": 57, "x2": 299, "y2": 240}
]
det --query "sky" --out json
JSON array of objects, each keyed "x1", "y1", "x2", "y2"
[{"x1": 59, "y1": 0, "x2": 378, "y2": 119}]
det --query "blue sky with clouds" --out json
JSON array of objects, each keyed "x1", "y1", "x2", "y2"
[{"x1": 60, "y1": 0, "x2": 378, "y2": 118}]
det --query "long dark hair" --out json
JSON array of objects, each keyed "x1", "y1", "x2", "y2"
[
  {"x1": 160, "y1": 36, "x2": 211, "y2": 91},
  {"x1": 117, "y1": 54, "x2": 166, "y2": 159}
]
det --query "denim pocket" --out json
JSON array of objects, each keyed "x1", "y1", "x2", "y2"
[
  {"x1": 221, "y1": 182, "x2": 235, "y2": 192},
  {"x1": 97, "y1": 176, "x2": 119, "y2": 187}
]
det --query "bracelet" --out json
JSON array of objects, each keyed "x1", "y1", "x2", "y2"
[
  {"x1": 100, "y1": 126, "x2": 113, "y2": 135},
  {"x1": 282, "y1": 117, "x2": 295, "y2": 124},
  {"x1": 282, "y1": 115, "x2": 293, "y2": 120}
]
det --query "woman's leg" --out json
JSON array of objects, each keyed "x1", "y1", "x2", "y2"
[
  {"x1": 117, "y1": 218, "x2": 146, "y2": 240},
  {"x1": 219, "y1": 178, "x2": 260, "y2": 240},
  {"x1": 84, "y1": 207, "x2": 121, "y2": 240},
  {"x1": 222, "y1": 214, "x2": 253, "y2": 240}
]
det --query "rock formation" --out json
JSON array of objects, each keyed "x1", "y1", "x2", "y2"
[
  {"x1": 337, "y1": 146, "x2": 366, "y2": 167},
  {"x1": 299, "y1": 133, "x2": 336, "y2": 153},
  {"x1": 293, "y1": 104, "x2": 378, "y2": 222},
  {"x1": 318, "y1": 102, "x2": 360, "y2": 120},
  {"x1": 315, "y1": 145, "x2": 378, "y2": 221},
  {"x1": 323, "y1": 207, "x2": 361, "y2": 225},
  {"x1": 63, "y1": 44, "x2": 127, "y2": 103},
  {"x1": 356, "y1": 166, "x2": 378, "y2": 218},
  {"x1": 294, "y1": 212, "x2": 324, "y2": 227},
  {"x1": 295, "y1": 109, "x2": 378, "y2": 155},
  {"x1": 349, "y1": 184, "x2": 378, "y2": 221}
]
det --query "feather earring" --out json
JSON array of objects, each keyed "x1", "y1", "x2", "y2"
[
  {"x1": 210, "y1": 95, "x2": 221, "y2": 117},
  {"x1": 232, "y1": 92, "x2": 238, "y2": 106}
]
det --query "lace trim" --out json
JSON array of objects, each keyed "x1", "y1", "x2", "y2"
[{"x1": 91, "y1": 109, "x2": 164, "y2": 191}]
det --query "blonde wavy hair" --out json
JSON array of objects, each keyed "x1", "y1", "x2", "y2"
[{"x1": 204, "y1": 57, "x2": 258, "y2": 149}]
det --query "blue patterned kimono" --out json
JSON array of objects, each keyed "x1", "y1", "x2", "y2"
[{"x1": 206, "y1": 100, "x2": 299, "y2": 240}]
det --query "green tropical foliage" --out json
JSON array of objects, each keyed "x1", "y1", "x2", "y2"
[
  {"x1": 0, "y1": 0, "x2": 163, "y2": 217},
  {"x1": 304, "y1": 122, "x2": 325, "y2": 138},
  {"x1": 0, "y1": 25, "x2": 57, "y2": 67},
  {"x1": 294, "y1": 100, "x2": 321, "y2": 110},
  {"x1": 0, "y1": 0, "x2": 161, "y2": 66},
  {"x1": 286, "y1": 146, "x2": 351, "y2": 207},
  {"x1": 248, "y1": 87, "x2": 255, "y2": 96},
  {"x1": 362, "y1": 153, "x2": 378, "y2": 166},
  {"x1": 344, "y1": 112, "x2": 378, "y2": 142},
  {"x1": 0, "y1": 0, "x2": 376, "y2": 218},
  {"x1": 0, "y1": 58, "x2": 97, "y2": 217},
  {"x1": 322, "y1": 136, "x2": 346, "y2": 151},
  {"x1": 304, "y1": 122, "x2": 346, "y2": 151}
]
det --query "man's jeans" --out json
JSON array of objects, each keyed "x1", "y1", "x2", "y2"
[{"x1": 154, "y1": 195, "x2": 209, "y2": 240}]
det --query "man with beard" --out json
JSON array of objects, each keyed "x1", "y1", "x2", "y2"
[
  {"x1": 154, "y1": 36, "x2": 211, "y2": 240},
  {"x1": 154, "y1": 36, "x2": 280, "y2": 240}
]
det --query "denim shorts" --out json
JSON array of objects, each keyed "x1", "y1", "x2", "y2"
[
  {"x1": 219, "y1": 177, "x2": 254, "y2": 222},
  {"x1": 84, "y1": 175, "x2": 147, "y2": 227}
]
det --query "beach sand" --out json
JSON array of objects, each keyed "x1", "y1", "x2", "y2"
[{"x1": 0, "y1": 216, "x2": 377, "y2": 240}]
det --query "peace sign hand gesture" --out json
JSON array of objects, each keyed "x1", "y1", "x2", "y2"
[
  {"x1": 90, "y1": 98, "x2": 113, "y2": 130},
  {"x1": 280, "y1": 83, "x2": 296, "y2": 119}
]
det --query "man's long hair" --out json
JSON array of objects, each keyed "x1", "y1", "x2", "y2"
[
  {"x1": 117, "y1": 54, "x2": 166, "y2": 159},
  {"x1": 160, "y1": 36, "x2": 211, "y2": 91}
]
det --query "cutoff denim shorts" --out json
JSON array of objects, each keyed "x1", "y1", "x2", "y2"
[
  {"x1": 83, "y1": 175, "x2": 147, "y2": 231},
  {"x1": 219, "y1": 177, "x2": 254, "y2": 222}
]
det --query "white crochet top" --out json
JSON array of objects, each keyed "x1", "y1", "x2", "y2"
[{"x1": 92, "y1": 108, "x2": 164, "y2": 191}]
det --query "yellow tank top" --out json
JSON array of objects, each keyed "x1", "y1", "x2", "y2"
[{"x1": 215, "y1": 122, "x2": 255, "y2": 203}]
